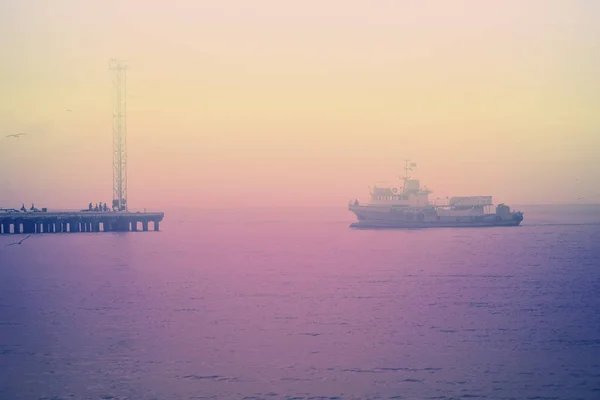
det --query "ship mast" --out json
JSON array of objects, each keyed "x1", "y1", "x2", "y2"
[{"x1": 401, "y1": 159, "x2": 412, "y2": 197}]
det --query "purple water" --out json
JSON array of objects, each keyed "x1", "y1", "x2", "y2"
[{"x1": 1, "y1": 205, "x2": 599, "y2": 399}]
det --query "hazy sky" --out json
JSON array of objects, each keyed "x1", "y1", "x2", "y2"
[{"x1": 1, "y1": 0, "x2": 599, "y2": 209}]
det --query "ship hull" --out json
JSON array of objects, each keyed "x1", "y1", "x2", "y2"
[
  {"x1": 348, "y1": 205, "x2": 523, "y2": 229},
  {"x1": 349, "y1": 219, "x2": 522, "y2": 229}
]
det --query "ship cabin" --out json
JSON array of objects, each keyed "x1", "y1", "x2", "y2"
[
  {"x1": 433, "y1": 196, "x2": 496, "y2": 216},
  {"x1": 369, "y1": 179, "x2": 431, "y2": 208}
]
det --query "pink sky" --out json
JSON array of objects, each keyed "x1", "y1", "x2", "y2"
[{"x1": 1, "y1": 0, "x2": 599, "y2": 209}]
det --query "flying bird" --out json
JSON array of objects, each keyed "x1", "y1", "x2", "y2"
[
  {"x1": 6, "y1": 235, "x2": 31, "y2": 246},
  {"x1": 6, "y1": 133, "x2": 25, "y2": 138}
]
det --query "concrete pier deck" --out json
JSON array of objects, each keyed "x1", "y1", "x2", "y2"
[{"x1": 0, "y1": 211, "x2": 164, "y2": 234}]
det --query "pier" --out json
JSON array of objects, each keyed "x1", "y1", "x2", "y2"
[
  {"x1": 1, "y1": 60, "x2": 165, "y2": 235},
  {"x1": 0, "y1": 211, "x2": 164, "y2": 235}
]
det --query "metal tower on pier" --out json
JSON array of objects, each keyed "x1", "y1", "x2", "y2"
[{"x1": 110, "y1": 58, "x2": 128, "y2": 211}]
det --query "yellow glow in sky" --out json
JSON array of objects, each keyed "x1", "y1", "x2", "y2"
[{"x1": 1, "y1": 0, "x2": 599, "y2": 209}]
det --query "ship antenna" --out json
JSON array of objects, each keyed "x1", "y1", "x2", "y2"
[{"x1": 402, "y1": 159, "x2": 412, "y2": 196}]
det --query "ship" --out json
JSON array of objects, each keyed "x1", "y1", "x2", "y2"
[{"x1": 348, "y1": 160, "x2": 524, "y2": 229}]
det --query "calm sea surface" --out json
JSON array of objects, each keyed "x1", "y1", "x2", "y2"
[{"x1": 1, "y1": 205, "x2": 599, "y2": 400}]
